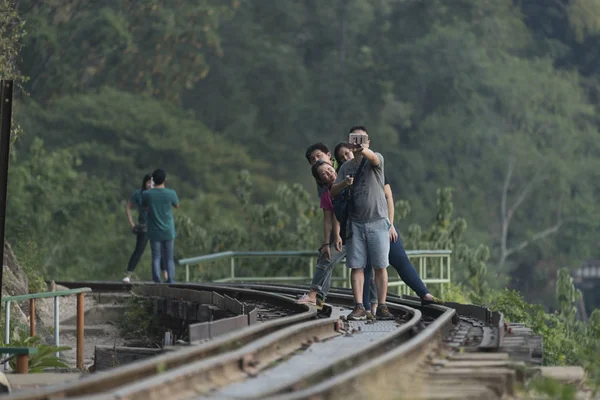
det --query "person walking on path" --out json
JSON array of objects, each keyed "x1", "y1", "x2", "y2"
[
  {"x1": 124, "y1": 174, "x2": 164, "y2": 282},
  {"x1": 142, "y1": 169, "x2": 179, "y2": 283}
]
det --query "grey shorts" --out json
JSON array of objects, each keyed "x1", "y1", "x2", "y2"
[{"x1": 347, "y1": 218, "x2": 391, "y2": 269}]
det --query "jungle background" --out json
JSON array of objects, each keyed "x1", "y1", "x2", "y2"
[{"x1": 1, "y1": 0, "x2": 600, "y2": 390}]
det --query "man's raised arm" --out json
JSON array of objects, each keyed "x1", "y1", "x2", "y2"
[{"x1": 359, "y1": 147, "x2": 381, "y2": 167}]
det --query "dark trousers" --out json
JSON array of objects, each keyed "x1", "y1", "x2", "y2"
[
  {"x1": 363, "y1": 229, "x2": 429, "y2": 309},
  {"x1": 127, "y1": 231, "x2": 167, "y2": 273},
  {"x1": 150, "y1": 239, "x2": 175, "y2": 283}
]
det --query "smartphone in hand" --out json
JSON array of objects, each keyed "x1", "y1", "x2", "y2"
[{"x1": 348, "y1": 132, "x2": 368, "y2": 145}]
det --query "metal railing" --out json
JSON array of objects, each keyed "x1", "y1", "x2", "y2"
[
  {"x1": 1, "y1": 287, "x2": 92, "y2": 370},
  {"x1": 178, "y1": 250, "x2": 451, "y2": 296}
]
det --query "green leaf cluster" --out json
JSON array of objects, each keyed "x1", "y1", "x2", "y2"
[
  {"x1": 472, "y1": 273, "x2": 600, "y2": 391},
  {"x1": 0, "y1": 330, "x2": 71, "y2": 373}
]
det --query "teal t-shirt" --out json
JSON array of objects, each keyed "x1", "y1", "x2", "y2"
[
  {"x1": 142, "y1": 188, "x2": 179, "y2": 241},
  {"x1": 130, "y1": 189, "x2": 148, "y2": 225}
]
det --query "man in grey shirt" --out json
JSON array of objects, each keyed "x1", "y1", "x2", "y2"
[{"x1": 331, "y1": 126, "x2": 393, "y2": 321}]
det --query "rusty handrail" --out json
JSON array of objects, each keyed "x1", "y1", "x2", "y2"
[{"x1": 2, "y1": 287, "x2": 91, "y2": 371}]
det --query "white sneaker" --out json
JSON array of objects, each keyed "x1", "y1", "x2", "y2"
[
  {"x1": 123, "y1": 276, "x2": 131, "y2": 283},
  {"x1": 296, "y1": 294, "x2": 316, "y2": 306}
]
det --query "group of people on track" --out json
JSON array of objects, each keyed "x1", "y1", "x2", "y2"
[
  {"x1": 298, "y1": 126, "x2": 442, "y2": 320},
  {"x1": 122, "y1": 128, "x2": 442, "y2": 317}
]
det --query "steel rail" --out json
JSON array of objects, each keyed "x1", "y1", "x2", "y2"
[
  {"x1": 24, "y1": 282, "x2": 494, "y2": 400},
  {"x1": 7, "y1": 283, "x2": 426, "y2": 400},
  {"x1": 270, "y1": 306, "x2": 457, "y2": 400},
  {"x1": 4, "y1": 287, "x2": 316, "y2": 400},
  {"x1": 102, "y1": 295, "x2": 421, "y2": 400}
]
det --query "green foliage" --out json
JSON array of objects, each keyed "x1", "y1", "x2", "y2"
[
  {"x1": 7, "y1": 137, "x2": 124, "y2": 280},
  {"x1": 0, "y1": 0, "x2": 25, "y2": 82},
  {"x1": 438, "y1": 283, "x2": 470, "y2": 304},
  {"x1": 399, "y1": 187, "x2": 493, "y2": 296},
  {"x1": 0, "y1": 330, "x2": 71, "y2": 373},
  {"x1": 13, "y1": 239, "x2": 48, "y2": 293},
  {"x1": 9, "y1": 90, "x2": 276, "y2": 280},
  {"x1": 2, "y1": 0, "x2": 600, "y2": 338},
  {"x1": 180, "y1": 171, "x2": 320, "y2": 282},
  {"x1": 117, "y1": 296, "x2": 162, "y2": 345},
  {"x1": 18, "y1": 0, "x2": 240, "y2": 101},
  {"x1": 526, "y1": 376, "x2": 578, "y2": 400},
  {"x1": 17, "y1": 89, "x2": 270, "y2": 199},
  {"x1": 479, "y1": 270, "x2": 600, "y2": 390}
]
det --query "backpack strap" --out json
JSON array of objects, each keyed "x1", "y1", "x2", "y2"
[{"x1": 347, "y1": 157, "x2": 368, "y2": 212}]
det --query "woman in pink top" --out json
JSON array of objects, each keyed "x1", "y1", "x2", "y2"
[{"x1": 296, "y1": 160, "x2": 345, "y2": 308}]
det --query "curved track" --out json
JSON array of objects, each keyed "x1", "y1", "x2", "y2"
[{"x1": 4, "y1": 281, "x2": 508, "y2": 400}]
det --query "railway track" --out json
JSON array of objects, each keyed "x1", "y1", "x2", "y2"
[{"x1": 4, "y1": 281, "x2": 519, "y2": 400}]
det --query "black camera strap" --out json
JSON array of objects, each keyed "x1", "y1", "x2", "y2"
[{"x1": 348, "y1": 157, "x2": 367, "y2": 207}]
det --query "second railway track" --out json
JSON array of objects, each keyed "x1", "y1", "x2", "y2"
[{"x1": 5, "y1": 281, "x2": 514, "y2": 400}]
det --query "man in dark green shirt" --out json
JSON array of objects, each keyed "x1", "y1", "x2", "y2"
[{"x1": 142, "y1": 169, "x2": 179, "y2": 283}]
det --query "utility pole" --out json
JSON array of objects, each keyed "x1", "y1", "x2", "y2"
[{"x1": 0, "y1": 80, "x2": 14, "y2": 301}]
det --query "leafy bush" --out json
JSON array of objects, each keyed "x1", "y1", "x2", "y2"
[
  {"x1": 526, "y1": 376, "x2": 578, "y2": 400},
  {"x1": 117, "y1": 296, "x2": 162, "y2": 346},
  {"x1": 0, "y1": 330, "x2": 71, "y2": 373},
  {"x1": 482, "y1": 271, "x2": 600, "y2": 391}
]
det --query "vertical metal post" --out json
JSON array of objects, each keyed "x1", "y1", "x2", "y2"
[
  {"x1": 76, "y1": 293, "x2": 84, "y2": 370},
  {"x1": 185, "y1": 265, "x2": 189, "y2": 282},
  {"x1": 29, "y1": 299, "x2": 35, "y2": 337},
  {"x1": 230, "y1": 258, "x2": 235, "y2": 281},
  {"x1": 4, "y1": 301, "x2": 10, "y2": 370},
  {"x1": 15, "y1": 355, "x2": 28, "y2": 374},
  {"x1": 4, "y1": 301, "x2": 9, "y2": 344},
  {"x1": 308, "y1": 257, "x2": 314, "y2": 281},
  {"x1": 53, "y1": 296, "x2": 60, "y2": 357},
  {"x1": 446, "y1": 255, "x2": 451, "y2": 295},
  {"x1": 0, "y1": 80, "x2": 14, "y2": 306}
]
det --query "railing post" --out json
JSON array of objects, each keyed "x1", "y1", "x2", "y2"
[
  {"x1": 15, "y1": 355, "x2": 28, "y2": 374},
  {"x1": 230, "y1": 258, "x2": 235, "y2": 281},
  {"x1": 29, "y1": 299, "x2": 35, "y2": 337},
  {"x1": 53, "y1": 296, "x2": 60, "y2": 357},
  {"x1": 446, "y1": 255, "x2": 451, "y2": 295},
  {"x1": 4, "y1": 301, "x2": 10, "y2": 370},
  {"x1": 76, "y1": 292, "x2": 84, "y2": 370},
  {"x1": 309, "y1": 257, "x2": 314, "y2": 281},
  {"x1": 185, "y1": 264, "x2": 190, "y2": 282}
]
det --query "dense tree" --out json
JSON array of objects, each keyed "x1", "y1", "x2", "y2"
[
  {"x1": 3, "y1": 0, "x2": 600, "y2": 305},
  {"x1": 18, "y1": 0, "x2": 240, "y2": 101}
]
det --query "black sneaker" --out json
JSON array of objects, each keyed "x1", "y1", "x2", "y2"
[
  {"x1": 376, "y1": 305, "x2": 394, "y2": 320},
  {"x1": 347, "y1": 305, "x2": 367, "y2": 321}
]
